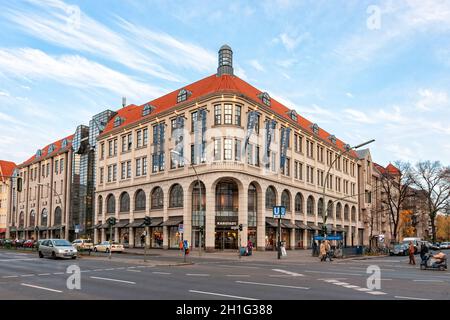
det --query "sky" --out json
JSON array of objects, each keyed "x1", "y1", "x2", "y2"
[{"x1": 0, "y1": 0, "x2": 449, "y2": 166}]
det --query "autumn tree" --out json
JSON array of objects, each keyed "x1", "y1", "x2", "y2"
[
  {"x1": 436, "y1": 214, "x2": 450, "y2": 242},
  {"x1": 412, "y1": 161, "x2": 450, "y2": 243}
]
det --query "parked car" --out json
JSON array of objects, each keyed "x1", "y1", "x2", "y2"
[
  {"x1": 72, "y1": 239, "x2": 94, "y2": 251},
  {"x1": 23, "y1": 240, "x2": 35, "y2": 248},
  {"x1": 93, "y1": 241, "x2": 124, "y2": 253},
  {"x1": 401, "y1": 237, "x2": 421, "y2": 254},
  {"x1": 389, "y1": 244, "x2": 409, "y2": 256},
  {"x1": 12, "y1": 239, "x2": 25, "y2": 248},
  {"x1": 431, "y1": 243, "x2": 441, "y2": 250},
  {"x1": 440, "y1": 242, "x2": 450, "y2": 249},
  {"x1": 38, "y1": 239, "x2": 77, "y2": 259}
]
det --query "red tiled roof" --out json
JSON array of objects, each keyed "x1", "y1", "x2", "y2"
[
  {"x1": 386, "y1": 163, "x2": 400, "y2": 175},
  {"x1": 19, "y1": 134, "x2": 74, "y2": 167},
  {"x1": 0, "y1": 160, "x2": 16, "y2": 182},
  {"x1": 102, "y1": 74, "x2": 358, "y2": 158},
  {"x1": 373, "y1": 162, "x2": 386, "y2": 175}
]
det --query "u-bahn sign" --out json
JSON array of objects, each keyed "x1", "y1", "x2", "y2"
[{"x1": 272, "y1": 206, "x2": 286, "y2": 218}]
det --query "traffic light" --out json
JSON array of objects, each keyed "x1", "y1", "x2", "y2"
[
  {"x1": 144, "y1": 216, "x2": 152, "y2": 227},
  {"x1": 17, "y1": 177, "x2": 22, "y2": 192},
  {"x1": 238, "y1": 224, "x2": 243, "y2": 231},
  {"x1": 108, "y1": 217, "x2": 116, "y2": 226}
]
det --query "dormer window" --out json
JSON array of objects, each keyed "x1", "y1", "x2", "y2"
[
  {"x1": 328, "y1": 135, "x2": 336, "y2": 144},
  {"x1": 288, "y1": 110, "x2": 298, "y2": 121},
  {"x1": 36, "y1": 149, "x2": 42, "y2": 158},
  {"x1": 114, "y1": 116, "x2": 124, "y2": 128},
  {"x1": 48, "y1": 144, "x2": 55, "y2": 154},
  {"x1": 61, "y1": 139, "x2": 68, "y2": 148},
  {"x1": 311, "y1": 123, "x2": 319, "y2": 135},
  {"x1": 142, "y1": 104, "x2": 155, "y2": 116},
  {"x1": 258, "y1": 92, "x2": 271, "y2": 107},
  {"x1": 177, "y1": 89, "x2": 191, "y2": 103}
]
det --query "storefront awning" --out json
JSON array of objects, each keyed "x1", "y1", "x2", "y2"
[
  {"x1": 307, "y1": 224, "x2": 321, "y2": 231},
  {"x1": 115, "y1": 220, "x2": 130, "y2": 228},
  {"x1": 149, "y1": 217, "x2": 163, "y2": 227},
  {"x1": 128, "y1": 219, "x2": 144, "y2": 228},
  {"x1": 25, "y1": 226, "x2": 35, "y2": 231},
  {"x1": 48, "y1": 225, "x2": 64, "y2": 231},
  {"x1": 281, "y1": 220, "x2": 297, "y2": 229},
  {"x1": 9, "y1": 227, "x2": 17, "y2": 232},
  {"x1": 0, "y1": 228, "x2": 6, "y2": 233},
  {"x1": 161, "y1": 216, "x2": 183, "y2": 227},
  {"x1": 295, "y1": 221, "x2": 309, "y2": 230},
  {"x1": 333, "y1": 226, "x2": 345, "y2": 232},
  {"x1": 100, "y1": 223, "x2": 110, "y2": 229},
  {"x1": 265, "y1": 218, "x2": 278, "y2": 228},
  {"x1": 39, "y1": 226, "x2": 48, "y2": 231}
]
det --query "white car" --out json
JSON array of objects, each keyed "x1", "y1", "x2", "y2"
[
  {"x1": 72, "y1": 239, "x2": 94, "y2": 251},
  {"x1": 93, "y1": 241, "x2": 124, "y2": 253},
  {"x1": 440, "y1": 242, "x2": 450, "y2": 249}
]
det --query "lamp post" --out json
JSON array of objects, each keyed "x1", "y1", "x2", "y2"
[
  {"x1": 38, "y1": 183, "x2": 64, "y2": 240},
  {"x1": 170, "y1": 150, "x2": 204, "y2": 256},
  {"x1": 320, "y1": 139, "x2": 375, "y2": 240}
]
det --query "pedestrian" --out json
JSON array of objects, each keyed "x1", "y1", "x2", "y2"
[
  {"x1": 408, "y1": 241, "x2": 416, "y2": 265},
  {"x1": 319, "y1": 241, "x2": 326, "y2": 262},
  {"x1": 325, "y1": 240, "x2": 333, "y2": 262},
  {"x1": 312, "y1": 241, "x2": 318, "y2": 257},
  {"x1": 246, "y1": 240, "x2": 253, "y2": 256},
  {"x1": 419, "y1": 242, "x2": 429, "y2": 262}
]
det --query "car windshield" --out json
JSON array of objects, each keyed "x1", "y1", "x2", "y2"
[{"x1": 53, "y1": 240, "x2": 72, "y2": 246}]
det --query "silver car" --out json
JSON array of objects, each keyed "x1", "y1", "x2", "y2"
[{"x1": 38, "y1": 239, "x2": 77, "y2": 259}]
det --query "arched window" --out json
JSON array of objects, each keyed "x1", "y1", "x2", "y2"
[
  {"x1": 248, "y1": 183, "x2": 257, "y2": 227},
  {"x1": 327, "y1": 200, "x2": 333, "y2": 218},
  {"x1": 336, "y1": 202, "x2": 342, "y2": 220},
  {"x1": 351, "y1": 206, "x2": 356, "y2": 221},
  {"x1": 169, "y1": 184, "x2": 183, "y2": 208},
  {"x1": 192, "y1": 181, "x2": 206, "y2": 227},
  {"x1": 119, "y1": 192, "x2": 130, "y2": 212},
  {"x1": 265, "y1": 186, "x2": 276, "y2": 209},
  {"x1": 106, "y1": 194, "x2": 116, "y2": 214},
  {"x1": 216, "y1": 181, "x2": 239, "y2": 213},
  {"x1": 41, "y1": 208, "x2": 48, "y2": 226},
  {"x1": 151, "y1": 187, "x2": 164, "y2": 209},
  {"x1": 317, "y1": 198, "x2": 324, "y2": 217},
  {"x1": 98, "y1": 195, "x2": 103, "y2": 216},
  {"x1": 295, "y1": 193, "x2": 303, "y2": 213},
  {"x1": 281, "y1": 190, "x2": 290, "y2": 211},
  {"x1": 307, "y1": 196, "x2": 315, "y2": 216},
  {"x1": 19, "y1": 211, "x2": 24, "y2": 227},
  {"x1": 54, "y1": 207, "x2": 62, "y2": 225},
  {"x1": 344, "y1": 204, "x2": 349, "y2": 220},
  {"x1": 29, "y1": 210, "x2": 36, "y2": 226},
  {"x1": 134, "y1": 190, "x2": 146, "y2": 211}
]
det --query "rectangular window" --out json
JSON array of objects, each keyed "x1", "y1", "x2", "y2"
[
  {"x1": 122, "y1": 136, "x2": 127, "y2": 152},
  {"x1": 113, "y1": 139, "x2": 117, "y2": 156},
  {"x1": 214, "y1": 105, "x2": 221, "y2": 125},
  {"x1": 137, "y1": 130, "x2": 142, "y2": 148},
  {"x1": 100, "y1": 143, "x2": 105, "y2": 159},
  {"x1": 255, "y1": 146, "x2": 260, "y2": 167},
  {"x1": 121, "y1": 162, "x2": 126, "y2": 180},
  {"x1": 113, "y1": 164, "x2": 117, "y2": 181},
  {"x1": 152, "y1": 154, "x2": 158, "y2": 173},
  {"x1": 191, "y1": 111, "x2": 198, "y2": 132},
  {"x1": 299, "y1": 162, "x2": 303, "y2": 180},
  {"x1": 299, "y1": 135, "x2": 303, "y2": 153},
  {"x1": 235, "y1": 139, "x2": 241, "y2": 161},
  {"x1": 55, "y1": 160, "x2": 59, "y2": 174},
  {"x1": 271, "y1": 153, "x2": 276, "y2": 172},
  {"x1": 294, "y1": 134, "x2": 298, "y2": 152},
  {"x1": 127, "y1": 134, "x2": 132, "y2": 151},
  {"x1": 224, "y1": 104, "x2": 232, "y2": 124},
  {"x1": 235, "y1": 105, "x2": 241, "y2": 126},
  {"x1": 255, "y1": 114, "x2": 260, "y2": 134},
  {"x1": 294, "y1": 161, "x2": 298, "y2": 179},
  {"x1": 126, "y1": 161, "x2": 131, "y2": 178},
  {"x1": 224, "y1": 138, "x2": 232, "y2": 160},
  {"x1": 286, "y1": 158, "x2": 290, "y2": 176},
  {"x1": 247, "y1": 144, "x2": 253, "y2": 165},
  {"x1": 108, "y1": 140, "x2": 112, "y2": 156},
  {"x1": 142, "y1": 157, "x2": 147, "y2": 175},
  {"x1": 108, "y1": 166, "x2": 112, "y2": 182},
  {"x1": 143, "y1": 128, "x2": 148, "y2": 146},
  {"x1": 214, "y1": 139, "x2": 221, "y2": 161},
  {"x1": 335, "y1": 154, "x2": 341, "y2": 170},
  {"x1": 42, "y1": 165, "x2": 45, "y2": 177},
  {"x1": 46, "y1": 163, "x2": 50, "y2": 177},
  {"x1": 100, "y1": 167, "x2": 104, "y2": 184},
  {"x1": 136, "y1": 159, "x2": 141, "y2": 176},
  {"x1": 60, "y1": 159, "x2": 64, "y2": 173}
]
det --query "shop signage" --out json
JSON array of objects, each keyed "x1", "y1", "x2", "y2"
[
  {"x1": 263, "y1": 119, "x2": 277, "y2": 164},
  {"x1": 244, "y1": 110, "x2": 260, "y2": 150},
  {"x1": 215, "y1": 216, "x2": 238, "y2": 227},
  {"x1": 178, "y1": 224, "x2": 184, "y2": 233},
  {"x1": 313, "y1": 235, "x2": 343, "y2": 241}
]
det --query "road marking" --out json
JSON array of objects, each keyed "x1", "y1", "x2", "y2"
[
  {"x1": 271, "y1": 269, "x2": 304, "y2": 277},
  {"x1": 116, "y1": 267, "x2": 125, "y2": 270},
  {"x1": 226, "y1": 275, "x2": 250, "y2": 277},
  {"x1": 333, "y1": 282, "x2": 349, "y2": 286},
  {"x1": 89, "y1": 276, "x2": 136, "y2": 284},
  {"x1": 2, "y1": 275, "x2": 18, "y2": 278},
  {"x1": 20, "y1": 274, "x2": 35, "y2": 277},
  {"x1": 104, "y1": 268, "x2": 115, "y2": 271},
  {"x1": 356, "y1": 288, "x2": 372, "y2": 292},
  {"x1": 93, "y1": 269, "x2": 104, "y2": 272},
  {"x1": 323, "y1": 279, "x2": 339, "y2": 283},
  {"x1": 218, "y1": 265, "x2": 259, "y2": 269},
  {"x1": 236, "y1": 281, "x2": 309, "y2": 290},
  {"x1": 305, "y1": 270, "x2": 363, "y2": 276},
  {"x1": 152, "y1": 272, "x2": 171, "y2": 275},
  {"x1": 80, "y1": 270, "x2": 90, "y2": 273},
  {"x1": 0, "y1": 258, "x2": 38, "y2": 262},
  {"x1": 189, "y1": 290, "x2": 258, "y2": 300},
  {"x1": 367, "y1": 291, "x2": 387, "y2": 295},
  {"x1": 53, "y1": 272, "x2": 64, "y2": 275},
  {"x1": 395, "y1": 296, "x2": 431, "y2": 300},
  {"x1": 186, "y1": 274, "x2": 210, "y2": 277},
  {"x1": 21, "y1": 283, "x2": 62, "y2": 293},
  {"x1": 343, "y1": 285, "x2": 359, "y2": 288},
  {"x1": 413, "y1": 279, "x2": 444, "y2": 283},
  {"x1": 37, "y1": 273, "x2": 51, "y2": 276},
  {"x1": 136, "y1": 266, "x2": 146, "y2": 268},
  {"x1": 127, "y1": 269, "x2": 141, "y2": 273},
  {"x1": 127, "y1": 267, "x2": 136, "y2": 269}
]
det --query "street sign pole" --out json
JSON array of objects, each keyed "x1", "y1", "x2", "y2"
[
  {"x1": 109, "y1": 224, "x2": 112, "y2": 260},
  {"x1": 278, "y1": 217, "x2": 281, "y2": 260}
]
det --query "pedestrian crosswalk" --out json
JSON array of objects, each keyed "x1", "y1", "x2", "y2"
[{"x1": 321, "y1": 279, "x2": 387, "y2": 296}]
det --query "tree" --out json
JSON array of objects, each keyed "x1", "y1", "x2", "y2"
[
  {"x1": 412, "y1": 161, "x2": 450, "y2": 243},
  {"x1": 436, "y1": 214, "x2": 450, "y2": 242},
  {"x1": 379, "y1": 162, "x2": 414, "y2": 243}
]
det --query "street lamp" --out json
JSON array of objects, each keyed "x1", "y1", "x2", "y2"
[
  {"x1": 38, "y1": 183, "x2": 64, "y2": 240},
  {"x1": 320, "y1": 139, "x2": 375, "y2": 239},
  {"x1": 170, "y1": 150, "x2": 204, "y2": 255}
]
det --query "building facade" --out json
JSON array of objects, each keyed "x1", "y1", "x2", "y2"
[
  {"x1": 0, "y1": 160, "x2": 16, "y2": 238},
  {"x1": 93, "y1": 45, "x2": 363, "y2": 251}
]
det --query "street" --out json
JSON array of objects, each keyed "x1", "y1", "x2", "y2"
[{"x1": 0, "y1": 249, "x2": 449, "y2": 300}]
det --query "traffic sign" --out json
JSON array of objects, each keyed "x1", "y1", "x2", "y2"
[
  {"x1": 272, "y1": 206, "x2": 286, "y2": 218},
  {"x1": 74, "y1": 224, "x2": 80, "y2": 233},
  {"x1": 178, "y1": 224, "x2": 184, "y2": 233},
  {"x1": 313, "y1": 235, "x2": 343, "y2": 241}
]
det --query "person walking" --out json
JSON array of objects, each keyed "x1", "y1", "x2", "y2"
[
  {"x1": 420, "y1": 242, "x2": 429, "y2": 263},
  {"x1": 408, "y1": 241, "x2": 416, "y2": 265},
  {"x1": 319, "y1": 241, "x2": 326, "y2": 262},
  {"x1": 325, "y1": 240, "x2": 333, "y2": 262}
]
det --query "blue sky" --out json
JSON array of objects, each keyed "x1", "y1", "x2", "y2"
[{"x1": 0, "y1": 0, "x2": 449, "y2": 166}]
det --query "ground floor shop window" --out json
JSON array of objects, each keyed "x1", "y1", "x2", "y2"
[
  {"x1": 295, "y1": 229, "x2": 304, "y2": 248},
  {"x1": 169, "y1": 226, "x2": 181, "y2": 249},
  {"x1": 281, "y1": 228, "x2": 290, "y2": 249},
  {"x1": 151, "y1": 227, "x2": 163, "y2": 248},
  {"x1": 307, "y1": 230, "x2": 314, "y2": 249},
  {"x1": 215, "y1": 229, "x2": 238, "y2": 250},
  {"x1": 265, "y1": 227, "x2": 276, "y2": 250},
  {"x1": 248, "y1": 228, "x2": 257, "y2": 248},
  {"x1": 119, "y1": 228, "x2": 129, "y2": 246},
  {"x1": 134, "y1": 227, "x2": 145, "y2": 247}
]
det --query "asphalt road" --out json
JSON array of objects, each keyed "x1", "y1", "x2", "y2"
[{"x1": 0, "y1": 249, "x2": 449, "y2": 300}]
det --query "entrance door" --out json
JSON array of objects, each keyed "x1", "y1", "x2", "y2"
[{"x1": 215, "y1": 230, "x2": 238, "y2": 250}]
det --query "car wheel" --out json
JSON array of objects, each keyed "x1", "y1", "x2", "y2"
[
  {"x1": 71, "y1": 256, "x2": 77, "y2": 260},
  {"x1": 51, "y1": 251, "x2": 56, "y2": 259},
  {"x1": 106, "y1": 248, "x2": 110, "y2": 253},
  {"x1": 93, "y1": 247, "x2": 97, "y2": 252},
  {"x1": 38, "y1": 251, "x2": 43, "y2": 258}
]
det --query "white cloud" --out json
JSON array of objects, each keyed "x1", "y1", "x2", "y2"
[
  {"x1": 346, "y1": 92, "x2": 354, "y2": 98},
  {"x1": 0, "y1": 48, "x2": 166, "y2": 101},
  {"x1": 344, "y1": 109, "x2": 374, "y2": 124},
  {"x1": 0, "y1": 90, "x2": 10, "y2": 97},
  {"x1": 416, "y1": 88, "x2": 448, "y2": 111},
  {"x1": 249, "y1": 59, "x2": 265, "y2": 72},
  {"x1": 278, "y1": 32, "x2": 309, "y2": 51},
  {"x1": 276, "y1": 59, "x2": 297, "y2": 68}
]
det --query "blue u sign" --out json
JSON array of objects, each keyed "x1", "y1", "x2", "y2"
[{"x1": 273, "y1": 206, "x2": 286, "y2": 218}]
